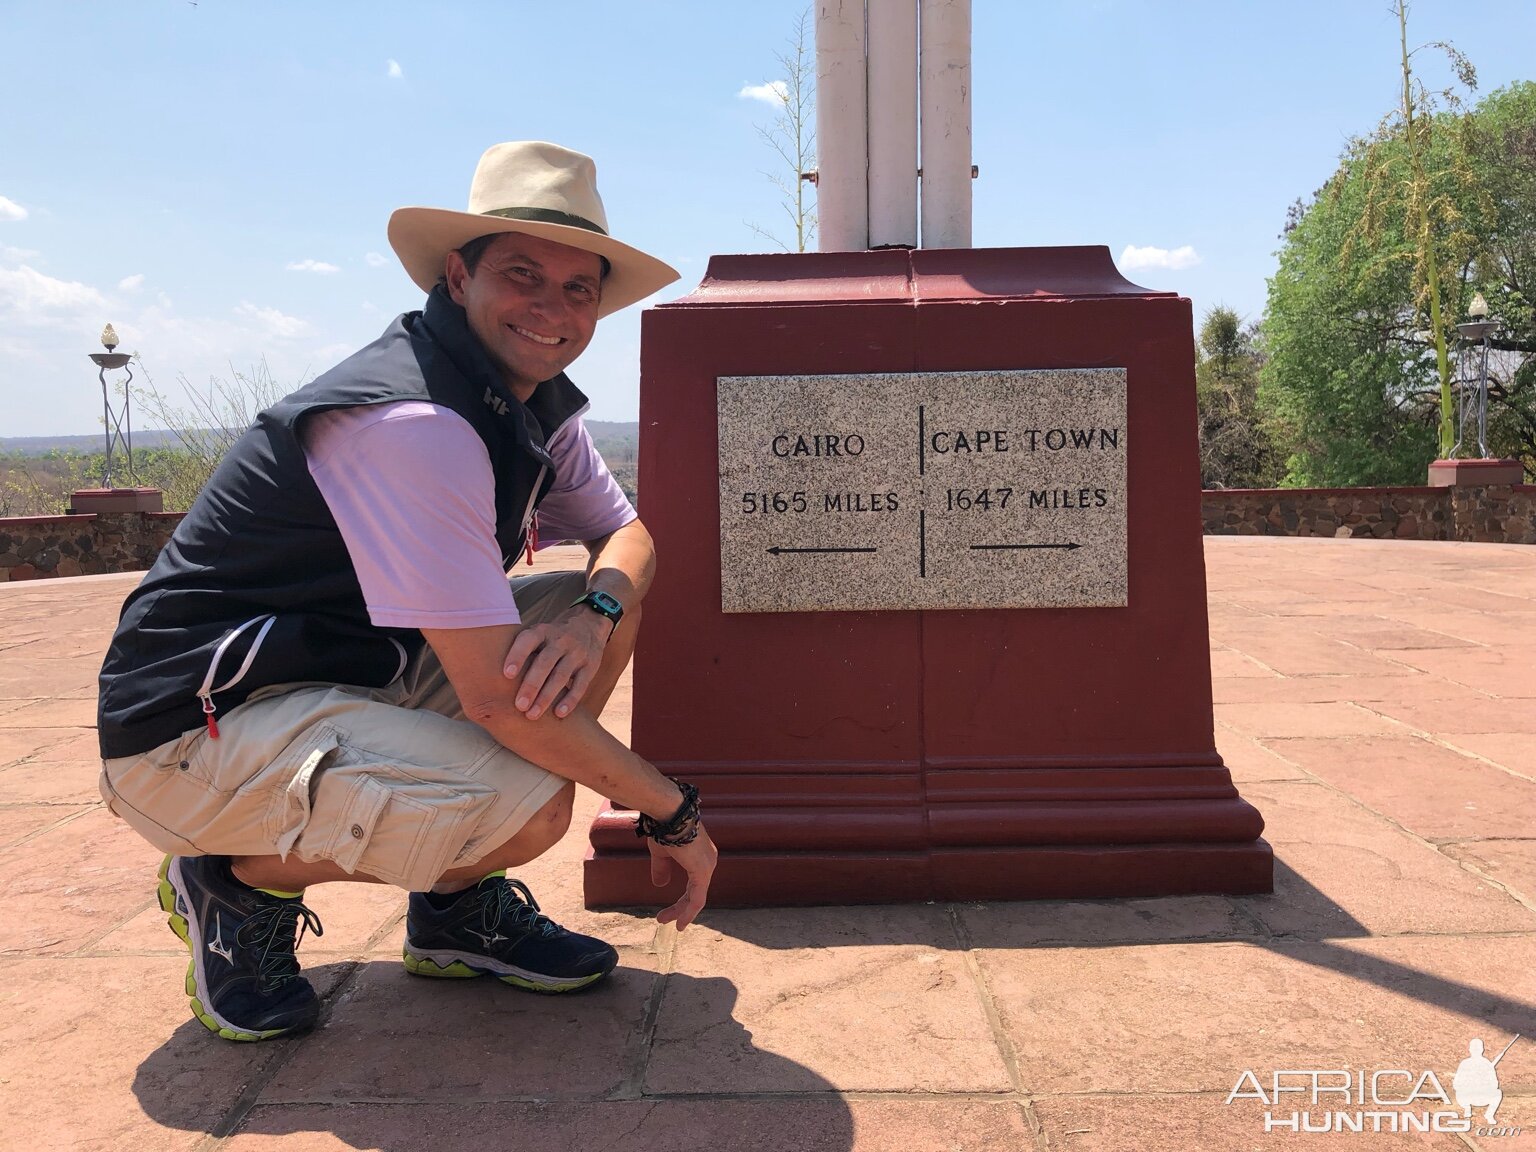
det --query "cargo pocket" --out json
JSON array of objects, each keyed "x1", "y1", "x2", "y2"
[
  {"x1": 268, "y1": 726, "x2": 344, "y2": 860},
  {"x1": 293, "y1": 752, "x2": 496, "y2": 891},
  {"x1": 322, "y1": 774, "x2": 396, "y2": 875}
]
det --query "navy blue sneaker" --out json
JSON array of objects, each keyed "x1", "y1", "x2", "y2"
[
  {"x1": 403, "y1": 872, "x2": 617, "y2": 993},
  {"x1": 158, "y1": 854, "x2": 323, "y2": 1041}
]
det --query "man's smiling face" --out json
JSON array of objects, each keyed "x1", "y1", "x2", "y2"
[{"x1": 444, "y1": 231, "x2": 603, "y2": 401}]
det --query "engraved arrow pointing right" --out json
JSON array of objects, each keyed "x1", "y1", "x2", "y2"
[{"x1": 970, "y1": 542, "x2": 1082, "y2": 551}]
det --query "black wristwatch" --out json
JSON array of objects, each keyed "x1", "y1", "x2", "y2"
[{"x1": 572, "y1": 589, "x2": 624, "y2": 636}]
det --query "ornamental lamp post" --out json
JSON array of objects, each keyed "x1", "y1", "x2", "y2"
[
  {"x1": 72, "y1": 324, "x2": 162, "y2": 515},
  {"x1": 1431, "y1": 291, "x2": 1523, "y2": 486},
  {"x1": 1453, "y1": 292, "x2": 1495, "y2": 460},
  {"x1": 87, "y1": 323, "x2": 135, "y2": 488}
]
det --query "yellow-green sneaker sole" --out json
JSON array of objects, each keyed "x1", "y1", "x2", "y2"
[
  {"x1": 156, "y1": 855, "x2": 297, "y2": 1043},
  {"x1": 402, "y1": 948, "x2": 608, "y2": 993}
]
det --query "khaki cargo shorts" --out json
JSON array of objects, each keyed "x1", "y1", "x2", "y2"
[{"x1": 99, "y1": 570, "x2": 586, "y2": 892}]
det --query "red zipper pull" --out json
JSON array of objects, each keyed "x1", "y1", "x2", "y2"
[
  {"x1": 201, "y1": 696, "x2": 220, "y2": 740},
  {"x1": 525, "y1": 513, "x2": 538, "y2": 567}
]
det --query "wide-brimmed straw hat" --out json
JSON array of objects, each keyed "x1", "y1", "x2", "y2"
[{"x1": 387, "y1": 141, "x2": 679, "y2": 318}]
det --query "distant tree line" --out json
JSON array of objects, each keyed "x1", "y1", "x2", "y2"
[
  {"x1": 1, "y1": 359, "x2": 641, "y2": 519},
  {"x1": 0, "y1": 447, "x2": 216, "y2": 517}
]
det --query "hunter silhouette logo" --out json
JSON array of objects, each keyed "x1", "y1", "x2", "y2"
[
  {"x1": 1226, "y1": 1034, "x2": 1523, "y2": 1136},
  {"x1": 1454, "y1": 1036, "x2": 1517, "y2": 1125}
]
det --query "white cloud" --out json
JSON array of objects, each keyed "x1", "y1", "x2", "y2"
[
  {"x1": 285, "y1": 258, "x2": 341, "y2": 274},
  {"x1": 387, "y1": 59, "x2": 403, "y2": 80},
  {"x1": 0, "y1": 268, "x2": 354, "y2": 433},
  {"x1": 1119, "y1": 244, "x2": 1201, "y2": 271},
  {"x1": 233, "y1": 301, "x2": 313, "y2": 340},
  {"x1": 1, "y1": 245, "x2": 40, "y2": 263},
  {"x1": 738, "y1": 80, "x2": 788, "y2": 105},
  {"x1": 0, "y1": 196, "x2": 28, "y2": 222},
  {"x1": 312, "y1": 341, "x2": 354, "y2": 365},
  {"x1": 364, "y1": 251, "x2": 388, "y2": 267},
  {"x1": 0, "y1": 263, "x2": 107, "y2": 317},
  {"x1": 118, "y1": 273, "x2": 146, "y2": 292}
]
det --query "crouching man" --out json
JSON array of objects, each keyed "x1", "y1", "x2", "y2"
[{"x1": 97, "y1": 142, "x2": 716, "y2": 1042}]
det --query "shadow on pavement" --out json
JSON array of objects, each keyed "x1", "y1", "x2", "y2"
[
  {"x1": 695, "y1": 854, "x2": 1536, "y2": 1035},
  {"x1": 132, "y1": 968, "x2": 856, "y2": 1152}
]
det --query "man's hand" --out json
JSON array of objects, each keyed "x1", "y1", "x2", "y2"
[
  {"x1": 647, "y1": 823, "x2": 718, "y2": 931},
  {"x1": 502, "y1": 609, "x2": 609, "y2": 720}
]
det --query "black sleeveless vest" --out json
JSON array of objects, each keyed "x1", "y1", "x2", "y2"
[{"x1": 97, "y1": 286, "x2": 590, "y2": 758}]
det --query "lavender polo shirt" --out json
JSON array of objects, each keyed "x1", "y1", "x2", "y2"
[{"x1": 300, "y1": 400, "x2": 636, "y2": 629}]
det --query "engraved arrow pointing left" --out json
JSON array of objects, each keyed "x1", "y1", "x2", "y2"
[{"x1": 766, "y1": 546, "x2": 879, "y2": 555}]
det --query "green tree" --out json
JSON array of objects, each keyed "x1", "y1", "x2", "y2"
[
  {"x1": 1345, "y1": 0, "x2": 1484, "y2": 457},
  {"x1": 1464, "y1": 83, "x2": 1536, "y2": 471},
  {"x1": 1262, "y1": 81, "x2": 1536, "y2": 485},
  {"x1": 0, "y1": 450, "x2": 99, "y2": 517},
  {"x1": 1195, "y1": 307, "x2": 1282, "y2": 489}
]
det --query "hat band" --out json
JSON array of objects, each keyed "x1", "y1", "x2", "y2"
[{"x1": 483, "y1": 206, "x2": 608, "y2": 236}]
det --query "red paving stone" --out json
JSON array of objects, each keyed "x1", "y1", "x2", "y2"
[
  {"x1": 1444, "y1": 732, "x2": 1536, "y2": 777},
  {"x1": 958, "y1": 893, "x2": 1254, "y2": 947},
  {"x1": 0, "y1": 956, "x2": 357, "y2": 1152},
  {"x1": 977, "y1": 933, "x2": 1536, "y2": 1096},
  {"x1": 0, "y1": 802, "x2": 89, "y2": 849},
  {"x1": 1211, "y1": 670, "x2": 1491, "y2": 706},
  {"x1": 258, "y1": 955, "x2": 663, "y2": 1104},
  {"x1": 223, "y1": 1099, "x2": 1035, "y2": 1152},
  {"x1": 1260, "y1": 735, "x2": 1536, "y2": 842},
  {"x1": 1215, "y1": 729, "x2": 1308, "y2": 782},
  {"x1": 0, "y1": 536, "x2": 1532, "y2": 1151},
  {"x1": 0, "y1": 727, "x2": 83, "y2": 765},
  {"x1": 1238, "y1": 780, "x2": 1536, "y2": 937},
  {"x1": 1365, "y1": 694, "x2": 1536, "y2": 735},
  {"x1": 649, "y1": 904, "x2": 1012, "y2": 1095},
  {"x1": 1215, "y1": 700, "x2": 1409, "y2": 739},
  {"x1": 1441, "y1": 839, "x2": 1536, "y2": 907},
  {"x1": 0, "y1": 696, "x2": 97, "y2": 728}
]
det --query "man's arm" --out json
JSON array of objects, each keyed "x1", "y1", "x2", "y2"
[
  {"x1": 422, "y1": 619, "x2": 715, "y2": 929},
  {"x1": 502, "y1": 517, "x2": 655, "y2": 720},
  {"x1": 584, "y1": 516, "x2": 655, "y2": 608}
]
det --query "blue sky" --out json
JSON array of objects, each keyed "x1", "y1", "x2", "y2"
[{"x1": 2, "y1": 0, "x2": 1533, "y2": 437}]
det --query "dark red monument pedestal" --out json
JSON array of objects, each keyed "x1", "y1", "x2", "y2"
[{"x1": 583, "y1": 246, "x2": 1272, "y2": 907}]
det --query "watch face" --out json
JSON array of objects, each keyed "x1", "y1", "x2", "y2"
[{"x1": 589, "y1": 591, "x2": 623, "y2": 615}]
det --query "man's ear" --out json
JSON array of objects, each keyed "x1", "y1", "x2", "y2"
[{"x1": 444, "y1": 250, "x2": 469, "y2": 305}]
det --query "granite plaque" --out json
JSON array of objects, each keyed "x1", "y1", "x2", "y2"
[{"x1": 717, "y1": 370, "x2": 1128, "y2": 612}]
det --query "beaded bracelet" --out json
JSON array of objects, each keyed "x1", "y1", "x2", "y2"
[{"x1": 635, "y1": 781, "x2": 701, "y2": 846}]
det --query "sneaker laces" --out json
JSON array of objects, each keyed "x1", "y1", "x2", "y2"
[
  {"x1": 480, "y1": 876, "x2": 562, "y2": 940},
  {"x1": 234, "y1": 899, "x2": 324, "y2": 990}
]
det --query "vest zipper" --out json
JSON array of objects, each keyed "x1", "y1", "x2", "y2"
[
  {"x1": 515, "y1": 405, "x2": 581, "y2": 568},
  {"x1": 195, "y1": 614, "x2": 277, "y2": 739},
  {"x1": 520, "y1": 463, "x2": 547, "y2": 567}
]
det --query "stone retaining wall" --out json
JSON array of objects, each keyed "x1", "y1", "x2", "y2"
[
  {"x1": 1450, "y1": 484, "x2": 1536, "y2": 544},
  {"x1": 0, "y1": 511, "x2": 184, "y2": 581},
  {"x1": 1202, "y1": 485, "x2": 1535, "y2": 544}
]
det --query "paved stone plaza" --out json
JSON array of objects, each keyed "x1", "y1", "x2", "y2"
[{"x1": 0, "y1": 537, "x2": 1532, "y2": 1151}]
